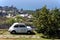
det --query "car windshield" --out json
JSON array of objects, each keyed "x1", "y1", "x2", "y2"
[
  {"x1": 14, "y1": 25, "x2": 19, "y2": 28},
  {"x1": 19, "y1": 25, "x2": 26, "y2": 27}
]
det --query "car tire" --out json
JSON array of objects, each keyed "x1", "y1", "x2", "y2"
[
  {"x1": 27, "y1": 31, "x2": 31, "y2": 34},
  {"x1": 10, "y1": 30, "x2": 16, "y2": 34}
]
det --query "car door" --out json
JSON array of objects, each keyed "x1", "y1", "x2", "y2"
[
  {"x1": 19, "y1": 25, "x2": 27, "y2": 33},
  {"x1": 14, "y1": 25, "x2": 20, "y2": 33}
]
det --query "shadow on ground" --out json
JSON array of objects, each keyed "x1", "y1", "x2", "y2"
[{"x1": 11, "y1": 32, "x2": 35, "y2": 35}]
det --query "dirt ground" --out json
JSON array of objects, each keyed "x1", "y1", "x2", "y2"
[{"x1": 0, "y1": 39, "x2": 15, "y2": 40}]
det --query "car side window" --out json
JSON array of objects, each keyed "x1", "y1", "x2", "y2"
[
  {"x1": 14, "y1": 25, "x2": 19, "y2": 28},
  {"x1": 19, "y1": 25, "x2": 26, "y2": 27}
]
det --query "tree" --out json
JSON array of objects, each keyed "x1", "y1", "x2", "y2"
[
  {"x1": 33, "y1": 6, "x2": 60, "y2": 38},
  {"x1": 33, "y1": 6, "x2": 49, "y2": 30}
]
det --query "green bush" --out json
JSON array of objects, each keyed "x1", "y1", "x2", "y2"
[{"x1": 32, "y1": 6, "x2": 60, "y2": 38}]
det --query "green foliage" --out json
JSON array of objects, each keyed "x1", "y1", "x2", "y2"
[
  {"x1": 15, "y1": 15, "x2": 23, "y2": 22},
  {"x1": 5, "y1": 18, "x2": 16, "y2": 25},
  {"x1": 32, "y1": 6, "x2": 60, "y2": 38}
]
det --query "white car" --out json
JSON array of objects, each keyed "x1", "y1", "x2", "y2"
[{"x1": 8, "y1": 23, "x2": 33, "y2": 34}]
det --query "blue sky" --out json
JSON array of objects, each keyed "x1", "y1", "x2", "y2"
[{"x1": 0, "y1": 0, "x2": 60, "y2": 10}]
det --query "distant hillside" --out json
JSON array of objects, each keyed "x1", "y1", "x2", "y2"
[
  {"x1": 0, "y1": 6, "x2": 35, "y2": 17},
  {"x1": 24, "y1": 10, "x2": 35, "y2": 14}
]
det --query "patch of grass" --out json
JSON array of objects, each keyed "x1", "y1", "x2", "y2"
[
  {"x1": 3, "y1": 38, "x2": 59, "y2": 40},
  {"x1": 0, "y1": 38, "x2": 52, "y2": 40},
  {"x1": 0, "y1": 29, "x2": 59, "y2": 40},
  {"x1": 0, "y1": 29, "x2": 8, "y2": 35}
]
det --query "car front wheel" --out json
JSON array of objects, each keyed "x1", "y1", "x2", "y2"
[
  {"x1": 10, "y1": 30, "x2": 16, "y2": 34},
  {"x1": 27, "y1": 31, "x2": 31, "y2": 34}
]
